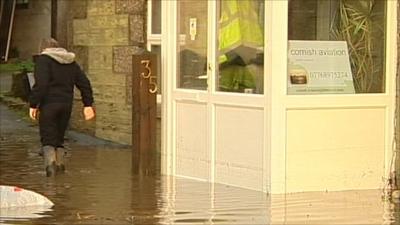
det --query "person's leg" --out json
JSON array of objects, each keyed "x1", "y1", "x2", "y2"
[
  {"x1": 42, "y1": 145, "x2": 56, "y2": 176},
  {"x1": 39, "y1": 103, "x2": 59, "y2": 176},
  {"x1": 55, "y1": 103, "x2": 72, "y2": 172},
  {"x1": 39, "y1": 104, "x2": 60, "y2": 147},
  {"x1": 56, "y1": 103, "x2": 72, "y2": 147}
]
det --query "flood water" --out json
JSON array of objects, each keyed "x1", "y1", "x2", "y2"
[{"x1": 0, "y1": 104, "x2": 399, "y2": 225}]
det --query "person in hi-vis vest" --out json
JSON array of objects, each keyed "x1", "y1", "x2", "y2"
[{"x1": 218, "y1": 0, "x2": 264, "y2": 93}]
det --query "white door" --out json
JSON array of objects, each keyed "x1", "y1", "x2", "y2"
[{"x1": 162, "y1": 0, "x2": 270, "y2": 191}]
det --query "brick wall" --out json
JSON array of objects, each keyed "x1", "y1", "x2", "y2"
[{"x1": 67, "y1": 0, "x2": 147, "y2": 144}]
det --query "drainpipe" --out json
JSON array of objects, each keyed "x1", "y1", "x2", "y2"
[{"x1": 392, "y1": 0, "x2": 400, "y2": 200}]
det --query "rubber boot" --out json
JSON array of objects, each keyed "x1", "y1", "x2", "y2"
[
  {"x1": 43, "y1": 146, "x2": 56, "y2": 177},
  {"x1": 55, "y1": 147, "x2": 66, "y2": 172}
]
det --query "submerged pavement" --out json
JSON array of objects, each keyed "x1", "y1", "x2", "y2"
[{"x1": 0, "y1": 103, "x2": 399, "y2": 224}]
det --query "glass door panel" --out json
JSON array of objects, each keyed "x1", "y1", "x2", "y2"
[
  {"x1": 177, "y1": 0, "x2": 208, "y2": 90},
  {"x1": 216, "y1": 0, "x2": 265, "y2": 94}
]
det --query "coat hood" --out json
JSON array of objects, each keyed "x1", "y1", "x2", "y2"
[{"x1": 41, "y1": 48, "x2": 75, "y2": 64}]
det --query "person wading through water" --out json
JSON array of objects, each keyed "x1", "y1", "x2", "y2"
[{"x1": 29, "y1": 38, "x2": 95, "y2": 177}]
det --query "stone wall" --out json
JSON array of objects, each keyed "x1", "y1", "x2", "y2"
[
  {"x1": 11, "y1": 0, "x2": 51, "y2": 59},
  {"x1": 68, "y1": 0, "x2": 147, "y2": 144},
  {"x1": 56, "y1": 0, "x2": 94, "y2": 136}
]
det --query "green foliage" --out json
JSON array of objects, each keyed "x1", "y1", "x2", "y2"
[{"x1": 0, "y1": 59, "x2": 34, "y2": 73}]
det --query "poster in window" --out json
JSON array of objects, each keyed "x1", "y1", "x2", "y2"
[{"x1": 288, "y1": 40, "x2": 355, "y2": 94}]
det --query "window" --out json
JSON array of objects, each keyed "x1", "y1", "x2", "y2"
[
  {"x1": 216, "y1": 0, "x2": 265, "y2": 94},
  {"x1": 288, "y1": 0, "x2": 386, "y2": 94},
  {"x1": 151, "y1": 0, "x2": 161, "y2": 34},
  {"x1": 177, "y1": 0, "x2": 208, "y2": 90},
  {"x1": 16, "y1": 0, "x2": 29, "y2": 9},
  {"x1": 148, "y1": 0, "x2": 162, "y2": 94}
]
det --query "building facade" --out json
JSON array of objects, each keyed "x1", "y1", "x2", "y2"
[
  {"x1": 8, "y1": 0, "x2": 400, "y2": 193},
  {"x1": 160, "y1": 0, "x2": 399, "y2": 193}
]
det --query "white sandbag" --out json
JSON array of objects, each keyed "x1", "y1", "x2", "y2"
[
  {"x1": 0, "y1": 185, "x2": 54, "y2": 208},
  {"x1": 0, "y1": 205, "x2": 52, "y2": 219}
]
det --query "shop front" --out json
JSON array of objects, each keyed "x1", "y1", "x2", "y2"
[{"x1": 160, "y1": 0, "x2": 398, "y2": 193}]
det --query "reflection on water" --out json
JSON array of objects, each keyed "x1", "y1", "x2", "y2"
[
  {"x1": 0, "y1": 205, "x2": 53, "y2": 221},
  {"x1": 0, "y1": 105, "x2": 399, "y2": 224}
]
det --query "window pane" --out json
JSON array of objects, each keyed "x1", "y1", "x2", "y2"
[
  {"x1": 288, "y1": 0, "x2": 386, "y2": 94},
  {"x1": 177, "y1": 0, "x2": 208, "y2": 90},
  {"x1": 217, "y1": 0, "x2": 265, "y2": 94},
  {"x1": 16, "y1": 0, "x2": 29, "y2": 4},
  {"x1": 151, "y1": 0, "x2": 161, "y2": 34},
  {"x1": 16, "y1": 0, "x2": 29, "y2": 9},
  {"x1": 151, "y1": 45, "x2": 161, "y2": 94}
]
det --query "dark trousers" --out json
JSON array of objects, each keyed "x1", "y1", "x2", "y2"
[{"x1": 39, "y1": 103, "x2": 72, "y2": 148}]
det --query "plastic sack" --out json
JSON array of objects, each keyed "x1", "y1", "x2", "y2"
[
  {"x1": 0, "y1": 205, "x2": 53, "y2": 220},
  {"x1": 0, "y1": 185, "x2": 54, "y2": 208}
]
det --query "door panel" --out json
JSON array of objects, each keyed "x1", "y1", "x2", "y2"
[
  {"x1": 176, "y1": 102, "x2": 209, "y2": 180},
  {"x1": 175, "y1": 0, "x2": 210, "y2": 180},
  {"x1": 172, "y1": 0, "x2": 268, "y2": 191},
  {"x1": 215, "y1": 105, "x2": 264, "y2": 190}
]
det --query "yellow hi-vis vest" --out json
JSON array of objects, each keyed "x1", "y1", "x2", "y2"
[{"x1": 218, "y1": 0, "x2": 264, "y2": 64}]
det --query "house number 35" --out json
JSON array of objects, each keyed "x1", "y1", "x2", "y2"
[{"x1": 140, "y1": 59, "x2": 157, "y2": 94}]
